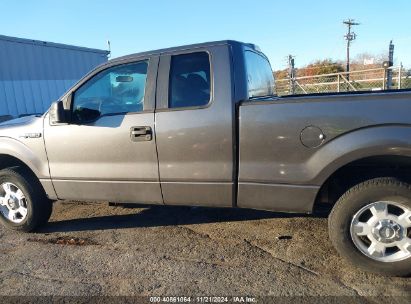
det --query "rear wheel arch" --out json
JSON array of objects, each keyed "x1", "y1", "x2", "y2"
[
  {"x1": 308, "y1": 125, "x2": 411, "y2": 186},
  {"x1": 314, "y1": 155, "x2": 411, "y2": 211}
]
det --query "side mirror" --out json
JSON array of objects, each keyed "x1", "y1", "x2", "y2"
[{"x1": 49, "y1": 100, "x2": 67, "y2": 124}]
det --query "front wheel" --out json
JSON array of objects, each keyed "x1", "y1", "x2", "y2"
[
  {"x1": 0, "y1": 168, "x2": 52, "y2": 232},
  {"x1": 329, "y1": 177, "x2": 411, "y2": 277}
]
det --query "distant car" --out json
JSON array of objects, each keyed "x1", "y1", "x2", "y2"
[{"x1": 0, "y1": 41, "x2": 410, "y2": 277}]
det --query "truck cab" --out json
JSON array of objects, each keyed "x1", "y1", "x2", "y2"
[{"x1": 44, "y1": 41, "x2": 262, "y2": 207}]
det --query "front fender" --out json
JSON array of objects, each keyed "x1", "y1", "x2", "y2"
[
  {"x1": 309, "y1": 125, "x2": 411, "y2": 185},
  {"x1": 0, "y1": 136, "x2": 50, "y2": 179}
]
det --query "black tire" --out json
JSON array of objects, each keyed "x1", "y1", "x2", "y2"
[
  {"x1": 0, "y1": 167, "x2": 52, "y2": 232},
  {"x1": 329, "y1": 177, "x2": 411, "y2": 277}
]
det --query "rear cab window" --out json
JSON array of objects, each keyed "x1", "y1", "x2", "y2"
[{"x1": 244, "y1": 50, "x2": 275, "y2": 99}]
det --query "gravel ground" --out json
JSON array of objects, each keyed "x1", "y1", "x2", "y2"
[{"x1": 0, "y1": 201, "x2": 409, "y2": 301}]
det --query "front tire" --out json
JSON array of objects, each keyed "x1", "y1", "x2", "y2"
[
  {"x1": 0, "y1": 168, "x2": 52, "y2": 232},
  {"x1": 329, "y1": 177, "x2": 411, "y2": 277}
]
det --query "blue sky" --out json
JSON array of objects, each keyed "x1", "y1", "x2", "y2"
[{"x1": 2, "y1": 0, "x2": 411, "y2": 69}]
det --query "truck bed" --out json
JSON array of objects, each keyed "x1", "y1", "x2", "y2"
[{"x1": 237, "y1": 89, "x2": 411, "y2": 212}]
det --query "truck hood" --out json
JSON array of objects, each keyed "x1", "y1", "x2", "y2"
[{"x1": 0, "y1": 115, "x2": 44, "y2": 139}]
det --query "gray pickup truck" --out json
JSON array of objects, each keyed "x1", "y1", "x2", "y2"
[{"x1": 0, "y1": 40, "x2": 410, "y2": 276}]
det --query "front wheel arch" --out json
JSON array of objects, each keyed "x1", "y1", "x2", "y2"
[
  {"x1": 0, "y1": 154, "x2": 48, "y2": 195},
  {"x1": 0, "y1": 167, "x2": 52, "y2": 231}
]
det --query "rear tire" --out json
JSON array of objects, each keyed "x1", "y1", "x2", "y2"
[
  {"x1": 329, "y1": 177, "x2": 411, "y2": 277},
  {"x1": 0, "y1": 168, "x2": 52, "y2": 232}
]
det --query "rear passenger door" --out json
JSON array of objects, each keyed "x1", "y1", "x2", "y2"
[{"x1": 155, "y1": 45, "x2": 235, "y2": 207}]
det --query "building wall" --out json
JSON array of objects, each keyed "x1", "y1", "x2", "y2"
[{"x1": 0, "y1": 35, "x2": 108, "y2": 117}]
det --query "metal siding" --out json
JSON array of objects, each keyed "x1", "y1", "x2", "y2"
[{"x1": 0, "y1": 36, "x2": 108, "y2": 117}]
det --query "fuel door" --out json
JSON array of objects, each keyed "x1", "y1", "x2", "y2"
[{"x1": 300, "y1": 126, "x2": 325, "y2": 148}]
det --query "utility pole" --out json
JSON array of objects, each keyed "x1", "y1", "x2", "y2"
[
  {"x1": 386, "y1": 40, "x2": 394, "y2": 89},
  {"x1": 343, "y1": 19, "x2": 360, "y2": 83},
  {"x1": 288, "y1": 55, "x2": 296, "y2": 95}
]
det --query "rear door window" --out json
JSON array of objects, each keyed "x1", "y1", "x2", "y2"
[{"x1": 168, "y1": 52, "x2": 211, "y2": 108}]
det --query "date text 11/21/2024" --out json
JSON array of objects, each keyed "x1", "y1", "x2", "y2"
[{"x1": 149, "y1": 296, "x2": 257, "y2": 303}]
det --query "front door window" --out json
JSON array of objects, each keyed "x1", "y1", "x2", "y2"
[{"x1": 72, "y1": 61, "x2": 148, "y2": 122}]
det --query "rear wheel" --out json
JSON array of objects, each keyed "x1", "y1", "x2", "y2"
[
  {"x1": 329, "y1": 177, "x2": 411, "y2": 277},
  {"x1": 0, "y1": 168, "x2": 52, "y2": 232}
]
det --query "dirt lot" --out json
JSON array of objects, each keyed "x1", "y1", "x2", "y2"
[{"x1": 0, "y1": 201, "x2": 409, "y2": 300}]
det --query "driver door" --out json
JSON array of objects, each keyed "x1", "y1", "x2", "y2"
[{"x1": 44, "y1": 56, "x2": 163, "y2": 204}]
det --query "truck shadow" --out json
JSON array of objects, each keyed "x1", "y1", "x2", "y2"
[{"x1": 39, "y1": 204, "x2": 330, "y2": 233}]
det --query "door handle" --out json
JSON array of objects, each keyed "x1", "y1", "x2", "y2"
[{"x1": 130, "y1": 126, "x2": 152, "y2": 142}]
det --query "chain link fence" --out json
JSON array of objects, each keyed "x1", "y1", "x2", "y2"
[{"x1": 276, "y1": 66, "x2": 411, "y2": 96}]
